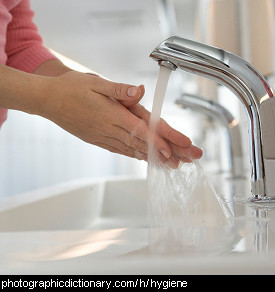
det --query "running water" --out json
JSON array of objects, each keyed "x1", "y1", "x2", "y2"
[
  {"x1": 147, "y1": 66, "x2": 216, "y2": 254},
  {"x1": 149, "y1": 65, "x2": 172, "y2": 132}
]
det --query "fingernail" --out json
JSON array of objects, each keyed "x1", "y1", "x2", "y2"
[
  {"x1": 127, "y1": 86, "x2": 139, "y2": 97},
  {"x1": 160, "y1": 150, "x2": 171, "y2": 159}
]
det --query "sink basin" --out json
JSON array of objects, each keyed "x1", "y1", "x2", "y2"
[
  {"x1": 0, "y1": 177, "x2": 148, "y2": 231},
  {"x1": 1, "y1": 175, "x2": 275, "y2": 274}
]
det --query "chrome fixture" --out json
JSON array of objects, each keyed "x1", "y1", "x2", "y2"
[
  {"x1": 150, "y1": 36, "x2": 275, "y2": 202},
  {"x1": 176, "y1": 94, "x2": 244, "y2": 177}
]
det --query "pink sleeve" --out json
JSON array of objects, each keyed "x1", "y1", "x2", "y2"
[{"x1": 5, "y1": 0, "x2": 57, "y2": 73}]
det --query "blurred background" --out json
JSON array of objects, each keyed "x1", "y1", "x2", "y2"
[{"x1": 0, "y1": 0, "x2": 275, "y2": 197}]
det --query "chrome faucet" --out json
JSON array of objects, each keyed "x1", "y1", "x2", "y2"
[
  {"x1": 150, "y1": 36, "x2": 275, "y2": 202},
  {"x1": 176, "y1": 94, "x2": 244, "y2": 178}
]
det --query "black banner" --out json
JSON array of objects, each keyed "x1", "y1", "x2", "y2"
[{"x1": 0, "y1": 275, "x2": 267, "y2": 290}]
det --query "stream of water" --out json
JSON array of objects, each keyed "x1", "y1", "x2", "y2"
[{"x1": 147, "y1": 66, "x2": 208, "y2": 254}]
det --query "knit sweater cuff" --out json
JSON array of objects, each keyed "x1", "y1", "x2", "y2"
[{"x1": 6, "y1": 45, "x2": 57, "y2": 73}]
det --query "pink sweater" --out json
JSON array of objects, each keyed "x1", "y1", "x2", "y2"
[{"x1": 0, "y1": 0, "x2": 56, "y2": 128}]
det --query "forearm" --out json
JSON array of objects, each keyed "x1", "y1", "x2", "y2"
[
  {"x1": 32, "y1": 59, "x2": 72, "y2": 76},
  {"x1": 0, "y1": 64, "x2": 50, "y2": 115}
]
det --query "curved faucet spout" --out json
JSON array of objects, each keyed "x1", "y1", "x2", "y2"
[{"x1": 150, "y1": 36, "x2": 275, "y2": 200}]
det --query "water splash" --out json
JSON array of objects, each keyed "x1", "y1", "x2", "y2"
[
  {"x1": 147, "y1": 66, "x2": 231, "y2": 255},
  {"x1": 147, "y1": 149, "x2": 207, "y2": 253}
]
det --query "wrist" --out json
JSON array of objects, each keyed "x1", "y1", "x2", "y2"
[
  {"x1": 26, "y1": 75, "x2": 55, "y2": 117},
  {"x1": 0, "y1": 65, "x2": 54, "y2": 117},
  {"x1": 32, "y1": 59, "x2": 72, "y2": 77}
]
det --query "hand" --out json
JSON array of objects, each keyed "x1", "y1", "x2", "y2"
[
  {"x1": 129, "y1": 104, "x2": 203, "y2": 167},
  {"x1": 42, "y1": 71, "x2": 202, "y2": 166}
]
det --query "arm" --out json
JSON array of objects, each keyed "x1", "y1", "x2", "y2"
[
  {"x1": 5, "y1": 0, "x2": 58, "y2": 74},
  {"x1": 3, "y1": 0, "x2": 202, "y2": 165},
  {"x1": 32, "y1": 59, "x2": 72, "y2": 76},
  {"x1": 0, "y1": 64, "x2": 49, "y2": 114},
  {"x1": 0, "y1": 64, "x2": 202, "y2": 165},
  {"x1": 5, "y1": 0, "x2": 78, "y2": 76}
]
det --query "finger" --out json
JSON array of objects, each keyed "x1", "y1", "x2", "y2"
[
  {"x1": 128, "y1": 106, "x2": 202, "y2": 165},
  {"x1": 103, "y1": 132, "x2": 148, "y2": 156},
  {"x1": 157, "y1": 120, "x2": 192, "y2": 148},
  {"x1": 148, "y1": 151, "x2": 183, "y2": 169},
  {"x1": 171, "y1": 144, "x2": 203, "y2": 160},
  {"x1": 119, "y1": 116, "x2": 173, "y2": 159},
  {"x1": 95, "y1": 141, "x2": 147, "y2": 161},
  {"x1": 90, "y1": 76, "x2": 145, "y2": 107},
  {"x1": 160, "y1": 154, "x2": 181, "y2": 169},
  {"x1": 166, "y1": 156, "x2": 181, "y2": 168},
  {"x1": 128, "y1": 103, "x2": 150, "y2": 121},
  {"x1": 129, "y1": 105, "x2": 192, "y2": 148}
]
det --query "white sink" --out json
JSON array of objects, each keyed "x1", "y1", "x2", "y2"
[
  {"x1": 1, "y1": 176, "x2": 275, "y2": 274},
  {"x1": 0, "y1": 177, "x2": 148, "y2": 231}
]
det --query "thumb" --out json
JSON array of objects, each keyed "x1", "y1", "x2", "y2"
[
  {"x1": 90, "y1": 75, "x2": 145, "y2": 107},
  {"x1": 112, "y1": 83, "x2": 145, "y2": 107}
]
